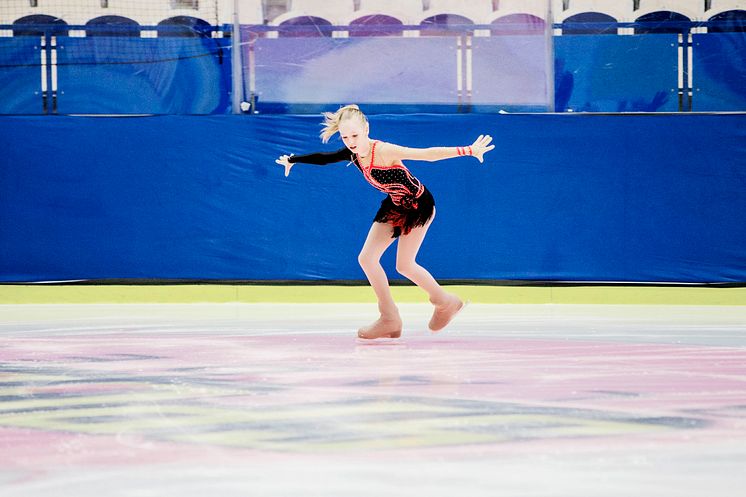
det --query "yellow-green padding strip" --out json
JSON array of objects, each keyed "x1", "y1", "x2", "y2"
[{"x1": 1, "y1": 285, "x2": 744, "y2": 305}]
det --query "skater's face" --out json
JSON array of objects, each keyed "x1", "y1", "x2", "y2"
[{"x1": 339, "y1": 117, "x2": 370, "y2": 156}]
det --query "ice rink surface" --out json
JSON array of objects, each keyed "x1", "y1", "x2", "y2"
[{"x1": 1, "y1": 303, "x2": 745, "y2": 496}]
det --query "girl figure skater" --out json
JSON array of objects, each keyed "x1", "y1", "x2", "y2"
[{"x1": 276, "y1": 105, "x2": 494, "y2": 340}]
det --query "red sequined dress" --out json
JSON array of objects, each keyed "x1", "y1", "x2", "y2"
[{"x1": 288, "y1": 140, "x2": 435, "y2": 238}]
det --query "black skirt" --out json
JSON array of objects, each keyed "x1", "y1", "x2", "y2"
[{"x1": 373, "y1": 186, "x2": 435, "y2": 238}]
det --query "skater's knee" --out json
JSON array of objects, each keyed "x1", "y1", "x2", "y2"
[
  {"x1": 358, "y1": 251, "x2": 380, "y2": 269},
  {"x1": 395, "y1": 259, "x2": 419, "y2": 278}
]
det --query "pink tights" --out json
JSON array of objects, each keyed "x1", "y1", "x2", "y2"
[{"x1": 357, "y1": 208, "x2": 449, "y2": 318}]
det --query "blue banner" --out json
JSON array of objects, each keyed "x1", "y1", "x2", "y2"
[{"x1": 1, "y1": 113, "x2": 745, "y2": 283}]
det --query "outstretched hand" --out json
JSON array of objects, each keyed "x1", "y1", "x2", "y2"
[
  {"x1": 471, "y1": 135, "x2": 495, "y2": 163},
  {"x1": 275, "y1": 154, "x2": 294, "y2": 177}
]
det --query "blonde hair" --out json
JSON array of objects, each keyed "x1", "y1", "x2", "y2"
[{"x1": 320, "y1": 104, "x2": 368, "y2": 143}]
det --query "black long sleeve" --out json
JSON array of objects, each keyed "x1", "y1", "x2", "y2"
[{"x1": 287, "y1": 147, "x2": 353, "y2": 166}]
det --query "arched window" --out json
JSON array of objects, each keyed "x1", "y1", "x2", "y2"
[
  {"x1": 708, "y1": 10, "x2": 746, "y2": 33},
  {"x1": 157, "y1": 16, "x2": 213, "y2": 38},
  {"x1": 420, "y1": 14, "x2": 473, "y2": 36},
  {"x1": 12, "y1": 15, "x2": 69, "y2": 36},
  {"x1": 278, "y1": 16, "x2": 333, "y2": 38},
  {"x1": 562, "y1": 12, "x2": 617, "y2": 35},
  {"x1": 350, "y1": 15, "x2": 404, "y2": 37},
  {"x1": 491, "y1": 14, "x2": 546, "y2": 36},
  {"x1": 635, "y1": 11, "x2": 690, "y2": 34},
  {"x1": 86, "y1": 16, "x2": 140, "y2": 37}
]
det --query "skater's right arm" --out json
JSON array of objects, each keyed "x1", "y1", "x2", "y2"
[{"x1": 276, "y1": 147, "x2": 351, "y2": 177}]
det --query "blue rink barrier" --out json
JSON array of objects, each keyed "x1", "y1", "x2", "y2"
[{"x1": 1, "y1": 113, "x2": 745, "y2": 283}]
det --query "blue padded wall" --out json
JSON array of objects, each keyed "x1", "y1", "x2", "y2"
[{"x1": 1, "y1": 113, "x2": 745, "y2": 283}]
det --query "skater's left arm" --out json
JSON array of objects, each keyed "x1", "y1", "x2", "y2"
[{"x1": 380, "y1": 135, "x2": 495, "y2": 164}]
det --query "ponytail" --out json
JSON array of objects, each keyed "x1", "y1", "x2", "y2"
[{"x1": 320, "y1": 104, "x2": 367, "y2": 143}]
